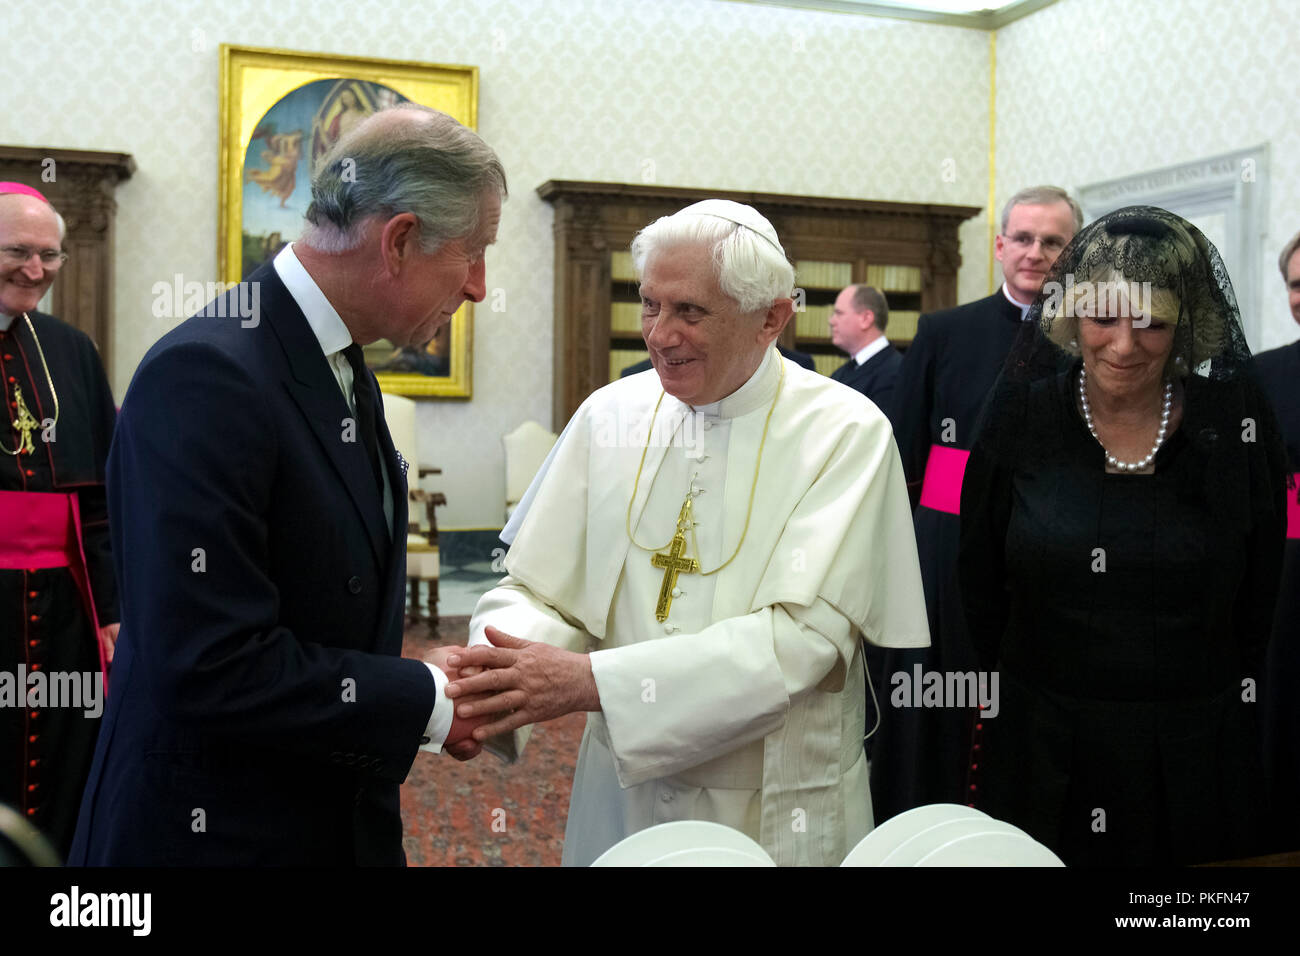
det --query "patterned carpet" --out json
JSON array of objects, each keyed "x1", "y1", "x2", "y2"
[{"x1": 399, "y1": 616, "x2": 584, "y2": 866}]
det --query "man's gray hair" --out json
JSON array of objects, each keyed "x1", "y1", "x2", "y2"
[
  {"x1": 1000, "y1": 185, "x2": 1083, "y2": 235},
  {"x1": 629, "y1": 205, "x2": 795, "y2": 314},
  {"x1": 1278, "y1": 228, "x2": 1300, "y2": 280},
  {"x1": 301, "y1": 103, "x2": 506, "y2": 254}
]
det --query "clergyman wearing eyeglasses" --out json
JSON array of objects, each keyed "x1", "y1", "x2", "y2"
[
  {"x1": 0, "y1": 182, "x2": 119, "y2": 860},
  {"x1": 869, "y1": 185, "x2": 1083, "y2": 823}
]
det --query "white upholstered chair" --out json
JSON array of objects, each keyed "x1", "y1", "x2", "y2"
[
  {"x1": 840, "y1": 803, "x2": 1065, "y2": 867},
  {"x1": 591, "y1": 821, "x2": 774, "y2": 867},
  {"x1": 503, "y1": 420, "x2": 557, "y2": 521}
]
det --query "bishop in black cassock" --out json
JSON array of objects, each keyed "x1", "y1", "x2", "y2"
[
  {"x1": 0, "y1": 308, "x2": 117, "y2": 857},
  {"x1": 0, "y1": 184, "x2": 117, "y2": 860}
]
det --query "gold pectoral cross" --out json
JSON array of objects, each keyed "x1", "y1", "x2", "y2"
[
  {"x1": 650, "y1": 497, "x2": 699, "y2": 622},
  {"x1": 9, "y1": 384, "x2": 38, "y2": 456}
]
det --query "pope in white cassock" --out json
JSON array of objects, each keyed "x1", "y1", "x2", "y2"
[{"x1": 445, "y1": 200, "x2": 929, "y2": 866}]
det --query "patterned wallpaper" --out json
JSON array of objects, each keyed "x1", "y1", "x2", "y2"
[
  {"x1": 995, "y1": 0, "x2": 1299, "y2": 351},
  {"x1": 2, "y1": 0, "x2": 991, "y2": 526}
]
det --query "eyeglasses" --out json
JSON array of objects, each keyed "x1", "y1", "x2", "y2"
[
  {"x1": 0, "y1": 245, "x2": 68, "y2": 269},
  {"x1": 1003, "y1": 232, "x2": 1067, "y2": 254}
]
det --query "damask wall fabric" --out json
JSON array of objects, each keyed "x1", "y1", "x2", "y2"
[
  {"x1": 4, "y1": 0, "x2": 1292, "y2": 525},
  {"x1": 3, "y1": 0, "x2": 990, "y2": 526},
  {"x1": 995, "y1": 0, "x2": 1299, "y2": 351}
]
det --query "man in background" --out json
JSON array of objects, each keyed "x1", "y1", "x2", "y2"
[{"x1": 828, "y1": 283, "x2": 902, "y2": 410}]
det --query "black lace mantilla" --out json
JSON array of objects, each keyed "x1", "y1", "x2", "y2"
[{"x1": 977, "y1": 205, "x2": 1286, "y2": 530}]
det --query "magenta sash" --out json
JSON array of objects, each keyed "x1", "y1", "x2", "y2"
[
  {"x1": 0, "y1": 489, "x2": 107, "y2": 675},
  {"x1": 1289, "y1": 474, "x2": 1300, "y2": 540},
  {"x1": 919, "y1": 444, "x2": 970, "y2": 516}
]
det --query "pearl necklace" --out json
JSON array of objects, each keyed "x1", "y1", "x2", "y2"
[{"x1": 1078, "y1": 365, "x2": 1172, "y2": 473}]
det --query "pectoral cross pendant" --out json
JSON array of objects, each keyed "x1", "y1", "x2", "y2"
[
  {"x1": 650, "y1": 497, "x2": 699, "y2": 622},
  {"x1": 9, "y1": 384, "x2": 37, "y2": 456}
]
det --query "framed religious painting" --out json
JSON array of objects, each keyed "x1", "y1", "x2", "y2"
[{"x1": 219, "y1": 44, "x2": 479, "y2": 397}]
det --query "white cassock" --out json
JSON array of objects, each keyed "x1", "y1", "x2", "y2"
[{"x1": 469, "y1": 347, "x2": 929, "y2": 865}]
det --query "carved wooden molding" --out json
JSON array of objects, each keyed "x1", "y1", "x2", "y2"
[{"x1": 0, "y1": 146, "x2": 136, "y2": 377}]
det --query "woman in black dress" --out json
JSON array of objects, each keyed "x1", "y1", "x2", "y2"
[{"x1": 960, "y1": 207, "x2": 1289, "y2": 865}]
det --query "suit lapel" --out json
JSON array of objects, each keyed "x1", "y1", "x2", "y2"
[{"x1": 257, "y1": 264, "x2": 391, "y2": 569}]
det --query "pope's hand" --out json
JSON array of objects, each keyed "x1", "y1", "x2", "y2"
[
  {"x1": 445, "y1": 627, "x2": 601, "y2": 740},
  {"x1": 426, "y1": 644, "x2": 494, "y2": 761}
]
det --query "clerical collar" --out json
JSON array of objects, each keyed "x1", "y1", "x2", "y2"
[
  {"x1": 0, "y1": 313, "x2": 13, "y2": 333},
  {"x1": 1001, "y1": 282, "x2": 1033, "y2": 320},
  {"x1": 273, "y1": 243, "x2": 354, "y2": 359},
  {"x1": 686, "y1": 346, "x2": 780, "y2": 420},
  {"x1": 852, "y1": 336, "x2": 890, "y2": 367}
]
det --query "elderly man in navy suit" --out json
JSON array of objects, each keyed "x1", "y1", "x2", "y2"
[
  {"x1": 828, "y1": 284, "x2": 902, "y2": 411},
  {"x1": 70, "y1": 105, "x2": 505, "y2": 865}
]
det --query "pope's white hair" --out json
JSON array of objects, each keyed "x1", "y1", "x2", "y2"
[{"x1": 630, "y1": 211, "x2": 794, "y2": 314}]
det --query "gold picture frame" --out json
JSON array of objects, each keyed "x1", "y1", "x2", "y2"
[{"x1": 219, "y1": 44, "x2": 479, "y2": 398}]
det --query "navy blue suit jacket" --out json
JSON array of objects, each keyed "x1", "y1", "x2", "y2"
[
  {"x1": 69, "y1": 263, "x2": 435, "y2": 865},
  {"x1": 829, "y1": 343, "x2": 904, "y2": 412}
]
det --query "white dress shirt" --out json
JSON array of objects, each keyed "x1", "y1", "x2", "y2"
[
  {"x1": 851, "y1": 334, "x2": 892, "y2": 367},
  {"x1": 272, "y1": 244, "x2": 453, "y2": 754}
]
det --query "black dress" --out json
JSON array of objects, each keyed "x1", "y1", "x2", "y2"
[{"x1": 959, "y1": 364, "x2": 1286, "y2": 865}]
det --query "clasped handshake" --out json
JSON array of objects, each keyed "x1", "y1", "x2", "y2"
[{"x1": 424, "y1": 626, "x2": 601, "y2": 761}]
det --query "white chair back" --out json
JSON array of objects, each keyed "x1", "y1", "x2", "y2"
[
  {"x1": 591, "y1": 820, "x2": 773, "y2": 867},
  {"x1": 381, "y1": 392, "x2": 418, "y2": 471},
  {"x1": 503, "y1": 420, "x2": 557, "y2": 516},
  {"x1": 878, "y1": 817, "x2": 1029, "y2": 866},
  {"x1": 914, "y1": 832, "x2": 1065, "y2": 866},
  {"x1": 840, "y1": 803, "x2": 988, "y2": 867}
]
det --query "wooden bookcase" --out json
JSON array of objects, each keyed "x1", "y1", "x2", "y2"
[{"x1": 539, "y1": 180, "x2": 980, "y2": 430}]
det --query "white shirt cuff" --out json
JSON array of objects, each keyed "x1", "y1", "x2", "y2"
[{"x1": 419, "y1": 662, "x2": 454, "y2": 754}]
